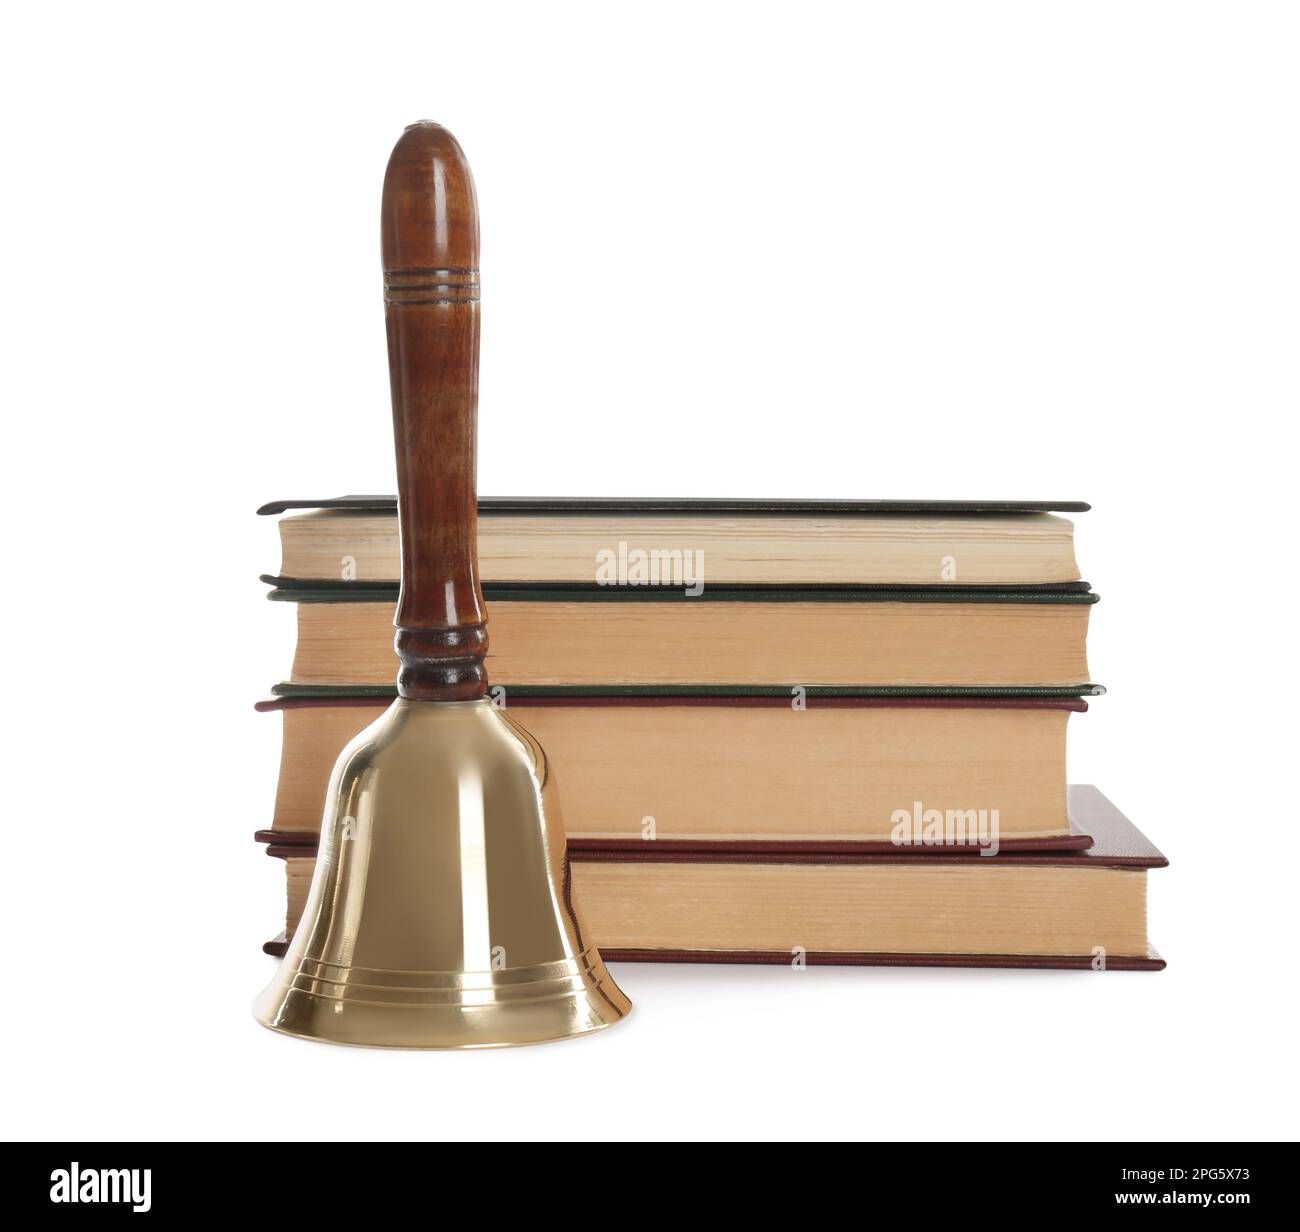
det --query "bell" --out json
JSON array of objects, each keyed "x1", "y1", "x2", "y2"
[{"x1": 253, "y1": 122, "x2": 631, "y2": 1047}]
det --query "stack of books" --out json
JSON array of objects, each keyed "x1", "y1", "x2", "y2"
[{"x1": 254, "y1": 495, "x2": 1166, "y2": 970}]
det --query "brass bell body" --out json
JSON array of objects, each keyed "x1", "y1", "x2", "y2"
[{"x1": 254, "y1": 698, "x2": 630, "y2": 1047}]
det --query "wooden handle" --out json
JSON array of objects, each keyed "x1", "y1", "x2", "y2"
[{"x1": 381, "y1": 122, "x2": 486, "y2": 701}]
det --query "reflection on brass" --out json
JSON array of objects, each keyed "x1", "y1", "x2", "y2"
[{"x1": 254, "y1": 700, "x2": 631, "y2": 1048}]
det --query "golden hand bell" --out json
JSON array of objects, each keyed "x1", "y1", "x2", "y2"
[{"x1": 253, "y1": 123, "x2": 631, "y2": 1047}]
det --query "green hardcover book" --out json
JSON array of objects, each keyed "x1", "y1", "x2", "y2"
[{"x1": 261, "y1": 494, "x2": 1090, "y2": 588}]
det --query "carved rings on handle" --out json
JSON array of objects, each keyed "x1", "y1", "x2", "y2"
[{"x1": 384, "y1": 267, "x2": 480, "y2": 306}]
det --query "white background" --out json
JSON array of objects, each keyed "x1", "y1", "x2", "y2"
[{"x1": 3, "y1": 1, "x2": 1297, "y2": 1141}]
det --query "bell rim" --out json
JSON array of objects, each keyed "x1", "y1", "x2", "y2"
[{"x1": 252, "y1": 985, "x2": 631, "y2": 1050}]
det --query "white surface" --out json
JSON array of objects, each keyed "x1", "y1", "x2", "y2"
[{"x1": 3, "y1": 1, "x2": 1297, "y2": 1141}]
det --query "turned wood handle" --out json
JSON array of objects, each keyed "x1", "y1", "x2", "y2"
[{"x1": 381, "y1": 122, "x2": 487, "y2": 702}]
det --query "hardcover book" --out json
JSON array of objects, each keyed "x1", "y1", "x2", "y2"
[
  {"x1": 261, "y1": 786, "x2": 1166, "y2": 971},
  {"x1": 261, "y1": 495, "x2": 1091, "y2": 588},
  {"x1": 273, "y1": 585, "x2": 1098, "y2": 690},
  {"x1": 256, "y1": 691, "x2": 1091, "y2": 850}
]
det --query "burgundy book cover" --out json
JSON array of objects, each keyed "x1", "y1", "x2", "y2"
[
  {"x1": 255, "y1": 690, "x2": 1095, "y2": 856},
  {"x1": 260, "y1": 784, "x2": 1166, "y2": 970}
]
